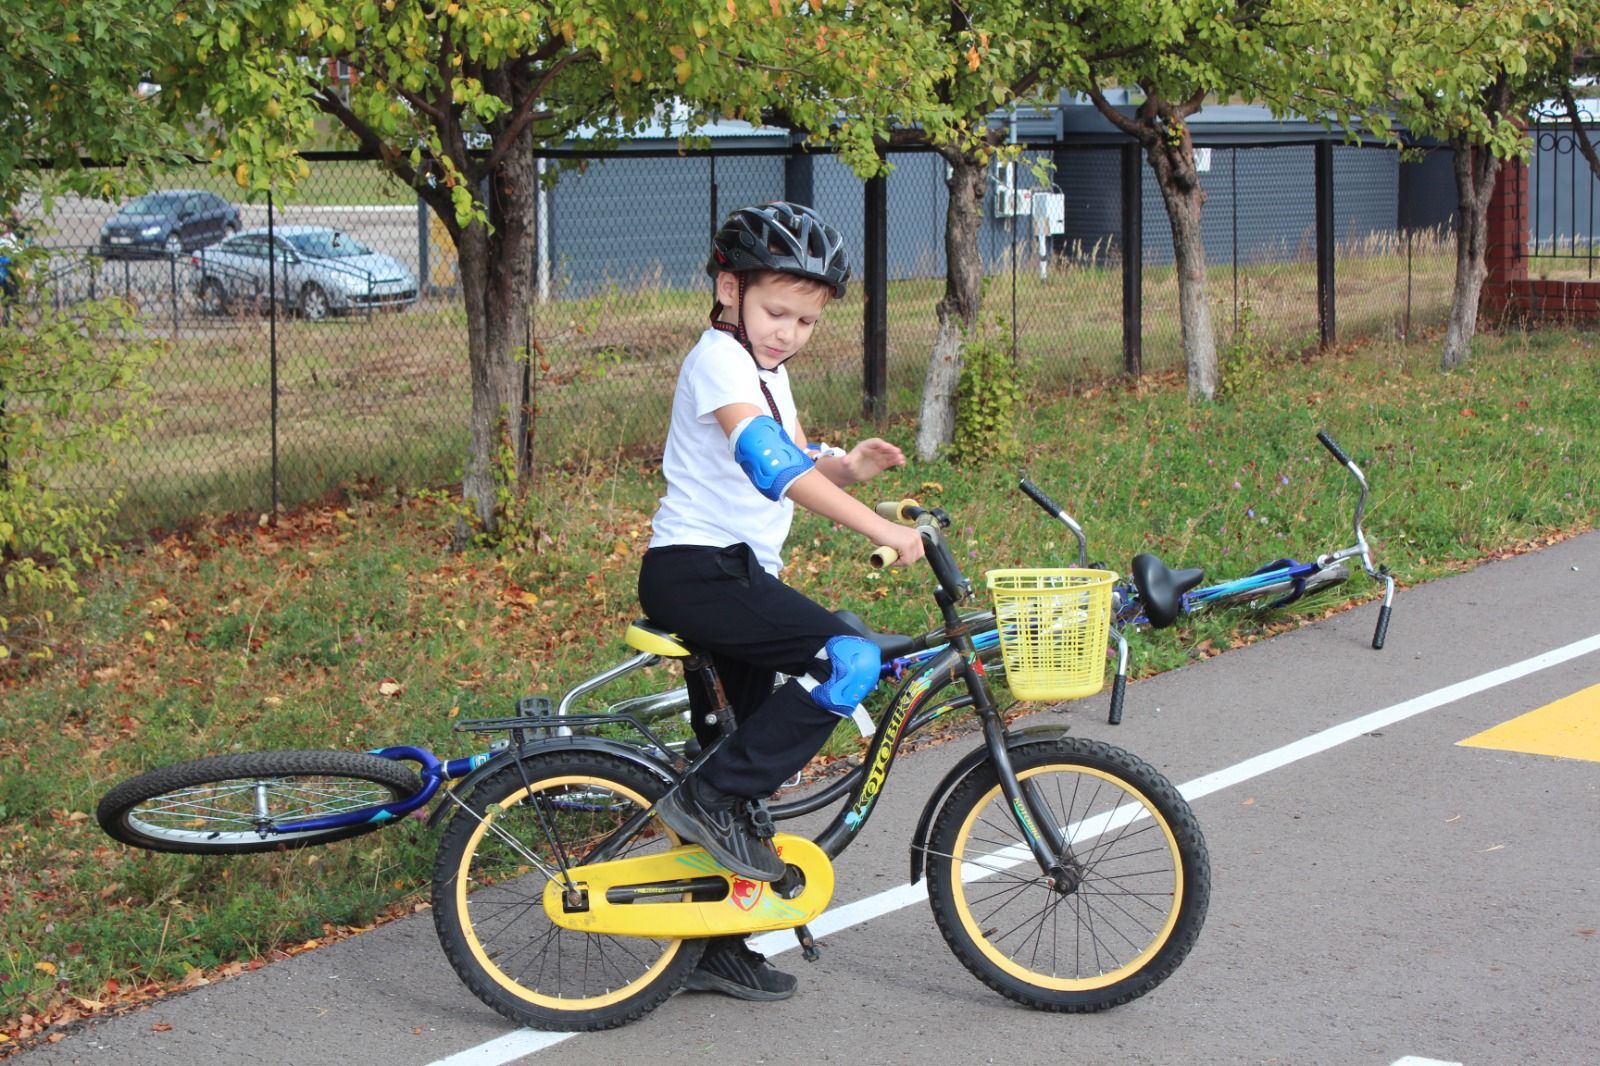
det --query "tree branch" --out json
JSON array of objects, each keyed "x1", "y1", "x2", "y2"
[
  {"x1": 1560, "y1": 84, "x2": 1600, "y2": 180},
  {"x1": 482, "y1": 46, "x2": 593, "y2": 174},
  {"x1": 1083, "y1": 79, "x2": 1144, "y2": 141}
]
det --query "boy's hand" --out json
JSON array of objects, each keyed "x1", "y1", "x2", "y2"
[
  {"x1": 878, "y1": 523, "x2": 925, "y2": 567},
  {"x1": 841, "y1": 438, "x2": 905, "y2": 483}
]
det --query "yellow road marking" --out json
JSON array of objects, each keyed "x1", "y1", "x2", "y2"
[{"x1": 1458, "y1": 683, "x2": 1600, "y2": 763}]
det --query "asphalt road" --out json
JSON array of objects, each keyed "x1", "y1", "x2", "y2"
[{"x1": 18, "y1": 531, "x2": 1600, "y2": 1066}]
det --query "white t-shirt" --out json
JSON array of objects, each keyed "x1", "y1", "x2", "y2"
[{"x1": 649, "y1": 328, "x2": 803, "y2": 574}]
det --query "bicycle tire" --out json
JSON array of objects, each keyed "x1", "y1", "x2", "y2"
[
  {"x1": 925, "y1": 737, "x2": 1209, "y2": 1012},
  {"x1": 431, "y1": 751, "x2": 704, "y2": 1031},
  {"x1": 1202, "y1": 561, "x2": 1349, "y2": 610},
  {"x1": 96, "y1": 750, "x2": 423, "y2": 855}
]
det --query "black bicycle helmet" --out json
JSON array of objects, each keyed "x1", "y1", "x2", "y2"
[{"x1": 706, "y1": 201, "x2": 850, "y2": 298}]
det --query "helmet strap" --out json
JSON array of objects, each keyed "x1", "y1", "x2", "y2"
[
  {"x1": 709, "y1": 273, "x2": 783, "y2": 421},
  {"x1": 709, "y1": 272, "x2": 752, "y2": 354}
]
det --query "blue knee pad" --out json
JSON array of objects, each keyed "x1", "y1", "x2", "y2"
[
  {"x1": 730, "y1": 414, "x2": 814, "y2": 501},
  {"x1": 801, "y1": 635, "x2": 881, "y2": 718}
]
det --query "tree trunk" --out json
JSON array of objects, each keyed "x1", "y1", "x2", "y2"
[
  {"x1": 915, "y1": 151, "x2": 986, "y2": 461},
  {"x1": 1084, "y1": 86, "x2": 1216, "y2": 401},
  {"x1": 1441, "y1": 137, "x2": 1504, "y2": 371},
  {"x1": 1145, "y1": 130, "x2": 1216, "y2": 401},
  {"x1": 454, "y1": 135, "x2": 537, "y2": 546}
]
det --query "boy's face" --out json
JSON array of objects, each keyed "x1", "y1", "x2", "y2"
[{"x1": 716, "y1": 271, "x2": 830, "y2": 369}]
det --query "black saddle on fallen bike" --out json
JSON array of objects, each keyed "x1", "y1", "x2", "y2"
[
  {"x1": 1130, "y1": 554, "x2": 1206, "y2": 629},
  {"x1": 834, "y1": 610, "x2": 917, "y2": 661}
]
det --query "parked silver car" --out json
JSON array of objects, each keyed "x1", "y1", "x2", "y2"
[{"x1": 191, "y1": 225, "x2": 418, "y2": 319}]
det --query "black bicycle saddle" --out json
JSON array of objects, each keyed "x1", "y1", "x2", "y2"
[
  {"x1": 1130, "y1": 554, "x2": 1206, "y2": 629},
  {"x1": 834, "y1": 610, "x2": 918, "y2": 661}
]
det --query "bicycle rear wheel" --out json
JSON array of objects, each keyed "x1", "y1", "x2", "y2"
[
  {"x1": 925, "y1": 737, "x2": 1209, "y2": 1012},
  {"x1": 96, "y1": 750, "x2": 423, "y2": 855},
  {"x1": 431, "y1": 751, "x2": 703, "y2": 1031},
  {"x1": 1203, "y1": 561, "x2": 1349, "y2": 610}
]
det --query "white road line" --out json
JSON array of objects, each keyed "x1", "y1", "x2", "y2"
[
  {"x1": 426, "y1": 631, "x2": 1600, "y2": 1066},
  {"x1": 1391, "y1": 1057, "x2": 1465, "y2": 1065}
]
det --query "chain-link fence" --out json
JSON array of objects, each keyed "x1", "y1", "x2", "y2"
[{"x1": 12, "y1": 134, "x2": 1457, "y2": 532}]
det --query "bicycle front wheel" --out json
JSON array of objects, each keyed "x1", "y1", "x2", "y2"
[
  {"x1": 96, "y1": 750, "x2": 423, "y2": 855},
  {"x1": 925, "y1": 737, "x2": 1209, "y2": 1012},
  {"x1": 431, "y1": 751, "x2": 703, "y2": 1032}
]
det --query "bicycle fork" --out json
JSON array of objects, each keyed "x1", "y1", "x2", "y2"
[{"x1": 978, "y1": 713, "x2": 1085, "y2": 892}]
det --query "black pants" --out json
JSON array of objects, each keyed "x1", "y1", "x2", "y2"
[{"x1": 638, "y1": 544, "x2": 861, "y2": 797}]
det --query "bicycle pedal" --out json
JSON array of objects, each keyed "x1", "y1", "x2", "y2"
[
  {"x1": 744, "y1": 799, "x2": 777, "y2": 840},
  {"x1": 516, "y1": 695, "x2": 553, "y2": 716}
]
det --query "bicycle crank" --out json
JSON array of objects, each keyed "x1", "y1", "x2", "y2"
[{"x1": 543, "y1": 833, "x2": 835, "y2": 938}]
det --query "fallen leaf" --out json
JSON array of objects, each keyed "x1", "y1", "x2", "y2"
[
  {"x1": 152, "y1": 1023, "x2": 173, "y2": 1033},
  {"x1": 377, "y1": 679, "x2": 403, "y2": 697}
]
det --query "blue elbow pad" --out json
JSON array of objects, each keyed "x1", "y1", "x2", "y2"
[
  {"x1": 730, "y1": 415, "x2": 814, "y2": 501},
  {"x1": 800, "y1": 636, "x2": 882, "y2": 717}
]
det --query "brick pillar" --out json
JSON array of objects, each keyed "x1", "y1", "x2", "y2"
[{"x1": 1480, "y1": 156, "x2": 1527, "y2": 316}]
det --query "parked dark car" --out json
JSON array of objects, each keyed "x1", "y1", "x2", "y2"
[
  {"x1": 98, "y1": 190, "x2": 240, "y2": 259},
  {"x1": 191, "y1": 226, "x2": 419, "y2": 319}
]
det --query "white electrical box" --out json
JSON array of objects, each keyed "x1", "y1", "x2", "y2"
[
  {"x1": 1032, "y1": 192, "x2": 1065, "y2": 235},
  {"x1": 994, "y1": 187, "x2": 1034, "y2": 218}
]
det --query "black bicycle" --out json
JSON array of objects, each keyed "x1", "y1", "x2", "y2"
[{"x1": 99, "y1": 495, "x2": 1210, "y2": 1032}]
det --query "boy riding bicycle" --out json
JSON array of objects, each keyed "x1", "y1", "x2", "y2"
[{"x1": 638, "y1": 201, "x2": 923, "y2": 1001}]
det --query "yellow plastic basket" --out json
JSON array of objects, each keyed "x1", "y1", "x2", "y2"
[{"x1": 985, "y1": 568, "x2": 1117, "y2": 701}]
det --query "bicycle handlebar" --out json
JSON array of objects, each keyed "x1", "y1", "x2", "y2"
[
  {"x1": 1018, "y1": 478, "x2": 1067, "y2": 518},
  {"x1": 1018, "y1": 477, "x2": 1089, "y2": 567},
  {"x1": 870, "y1": 500, "x2": 972, "y2": 602},
  {"x1": 1316, "y1": 429, "x2": 1353, "y2": 467},
  {"x1": 874, "y1": 498, "x2": 921, "y2": 522}
]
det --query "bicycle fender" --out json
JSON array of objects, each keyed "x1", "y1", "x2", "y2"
[
  {"x1": 424, "y1": 735, "x2": 677, "y2": 829},
  {"x1": 908, "y1": 726, "x2": 1070, "y2": 885}
]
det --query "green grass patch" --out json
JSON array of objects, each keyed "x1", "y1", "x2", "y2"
[{"x1": 2, "y1": 324, "x2": 1596, "y2": 1045}]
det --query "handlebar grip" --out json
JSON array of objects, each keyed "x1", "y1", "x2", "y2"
[
  {"x1": 1107, "y1": 673, "x2": 1125, "y2": 726},
  {"x1": 1018, "y1": 478, "x2": 1066, "y2": 518},
  {"x1": 1371, "y1": 604, "x2": 1391, "y2": 650},
  {"x1": 874, "y1": 498, "x2": 921, "y2": 522},
  {"x1": 1316, "y1": 430, "x2": 1352, "y2": 467},
  {"x1": 870, "y1": 545, "x2": 898, "y2": 568}
]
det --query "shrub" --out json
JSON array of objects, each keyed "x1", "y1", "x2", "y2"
[
  {"x1": 951, "y1": 325, "x2": 1024, "y2": 466},
  {"x1": 1, "y1": 255, "x2": 160, "y2": 659}
]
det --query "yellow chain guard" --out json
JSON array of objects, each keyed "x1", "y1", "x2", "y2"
[{"x1": 543, "y1": 833, "x2": 834, "y2": 938}]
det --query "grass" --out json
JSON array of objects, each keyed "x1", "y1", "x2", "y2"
[
  {"x1": 2, "y1": 320, "x2": 1596, "y2": 1052},
  {"x1": 51, "y1": 232, "x2": 1459, "y2": 535}
]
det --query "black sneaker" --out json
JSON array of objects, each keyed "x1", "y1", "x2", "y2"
[
  {"x1": 655, "y1": 776, "x2": 787, "y2": 881},
  {"x1": 684, "y1": 936, "x2": 798, "y2": 1001}
]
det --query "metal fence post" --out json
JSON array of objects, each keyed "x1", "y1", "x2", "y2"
[
  {"x1": 708, "y1": 155, "x2": 719, "y2": 240},
  {"x1": 863, "y1": 171, "x2": 888, "y2": 420},
  {"x1": 267, "y1": 189, "x2": 280, "y2": 519},
  {"x1": 785, "y1": 148, "x2": 814, "y2": 208},
  {"x1": 1120, "y1": 142, "x2": 1143, "y2": 379},
  {"x1": 417, "y1": 195, "x2": 430, "y2": 298},
  {"x1": 1315, "y1": 141, "x2": 1335, "y2": 348}
]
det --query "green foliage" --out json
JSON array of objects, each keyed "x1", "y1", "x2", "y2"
[
  {"x1": 0, "y1": 260, "x2": 160, "y2": 658},
  {"x1": 950, "y1": 326, "x2": 1024, "y2": 466},
  {"x1": 0, "y1": 0, "x2": 196, "y2": 206},
  {"x1": 1217, "y1": 293, "x2": 1273, "y2": 401}
]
